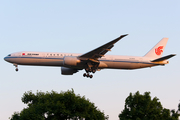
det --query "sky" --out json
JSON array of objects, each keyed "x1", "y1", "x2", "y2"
[{"x1": 0, "y1": 1, "x2": 180, "y2": 120}]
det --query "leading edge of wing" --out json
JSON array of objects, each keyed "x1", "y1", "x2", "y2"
[{"x1": 78, "y1": 34, "x2": 128, "y2": 60}]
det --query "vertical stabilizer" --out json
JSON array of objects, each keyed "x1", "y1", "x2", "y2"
[{"x1": 144, "y1": 38, "x2": 168, "y2": 59}]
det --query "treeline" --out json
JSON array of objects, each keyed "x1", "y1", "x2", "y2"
[{"x1": 10, "y1": 90, "x2": 180, "y2": 120}]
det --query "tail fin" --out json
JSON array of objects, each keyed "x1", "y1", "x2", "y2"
[{"x1": 144, "y1": 38, "x2": 168, "y2": 59}]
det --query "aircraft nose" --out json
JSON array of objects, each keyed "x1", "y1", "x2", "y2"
[
  {"x1": 4, "y1": 56, "x2": 11, "y2": 62},
  {"x1": 4, "y1": 56, "x2": 7, "y2": 61},
  {"x1": 4, "y1": 54, "x2": 12, "y2": 62}
]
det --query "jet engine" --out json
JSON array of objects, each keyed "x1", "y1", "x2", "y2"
[
  {"x1": 61, "y1": 67, "x2": 78, "y2": 75},
  {"x1": 63, "y1": 56, "x2": 80, "y2": 66}
]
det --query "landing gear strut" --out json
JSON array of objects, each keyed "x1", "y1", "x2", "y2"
[{"x1": 13, "y1": 64, "x2": 18, "y2": 72}]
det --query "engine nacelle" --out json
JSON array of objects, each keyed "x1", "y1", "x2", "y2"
[
  {"x1": 63, "y1": 56, "x2": 80, "y2": 66},
  {"x1": 61, "y1": 67, "x2": 78, "y2": 75}
]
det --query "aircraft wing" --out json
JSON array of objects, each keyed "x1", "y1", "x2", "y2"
[{"x1": 78, "y1": 34, "x2": 128, "y2": 61}]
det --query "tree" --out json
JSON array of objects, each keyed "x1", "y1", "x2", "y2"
[
  {"x1": 10, "y1": 89, "x2": 108, "y2": 120},
  {"x1": 119, "y1": 91, "x2": 180, "y2": 120}
]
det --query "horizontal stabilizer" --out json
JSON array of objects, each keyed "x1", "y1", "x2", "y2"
[{"x1": 151, "y1": 54, "x2": 176, "y2": 62}]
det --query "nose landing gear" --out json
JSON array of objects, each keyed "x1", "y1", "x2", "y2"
[{"x1": 13, "y1": 64, "x2": 18, "y2": 72}]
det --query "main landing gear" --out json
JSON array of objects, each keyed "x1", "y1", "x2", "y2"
[
  {"x1": 83, "y1": 61, "x2": 99, "y2": 78},
  {"x1": 13, "y1": 64, "x2": 18, "y2": 72},
  {"x1": 83, "y1": 73, "x2": 93, "y2": 78},
  {"x1": 83, "y1": 68, "x2": 96, "y2": 78}
]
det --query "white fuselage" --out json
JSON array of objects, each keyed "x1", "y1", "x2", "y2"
[{"x1": 4, "y1": 51, "x2": 168, "y2": 70}]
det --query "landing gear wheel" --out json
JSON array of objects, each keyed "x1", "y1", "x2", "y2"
[
  {"x1": 86, "y1": 73, "x2": 90, "y2": 77},
  {"x1": 85, "y1": 68, "x2": 89, "y2": 73},
  {"x1": 83, "y1": 73, "x2": 86, "y2": 77},
  {"x1": 89, "y1": 75, "x2": 93, "y2": 78},
  {"x1": 83, "y1": 73, "x2": 93, "y2": 78},
  {"x1": 13, "y1": 64, "x2": 19, "y2": 72}
]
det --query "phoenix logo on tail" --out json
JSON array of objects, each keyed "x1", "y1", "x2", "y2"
[{"x1": 155, "y1": 46, "x2": 163, "y2": 55}]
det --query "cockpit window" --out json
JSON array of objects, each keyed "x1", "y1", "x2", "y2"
[{"x1": 8, "y1": 54, "x2": 11, "y2": 56}]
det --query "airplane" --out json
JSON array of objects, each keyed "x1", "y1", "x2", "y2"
[{"x1": 4, "y1": 34, "x2": 176, "y2": 78}]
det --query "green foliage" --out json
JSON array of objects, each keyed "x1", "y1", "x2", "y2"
[
  {"x1": 10, "y1": 89, "x2": 107, "y2": 120},
  {"x1": 119, "y1": 91, "x2": 180, "y2": 120}
]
